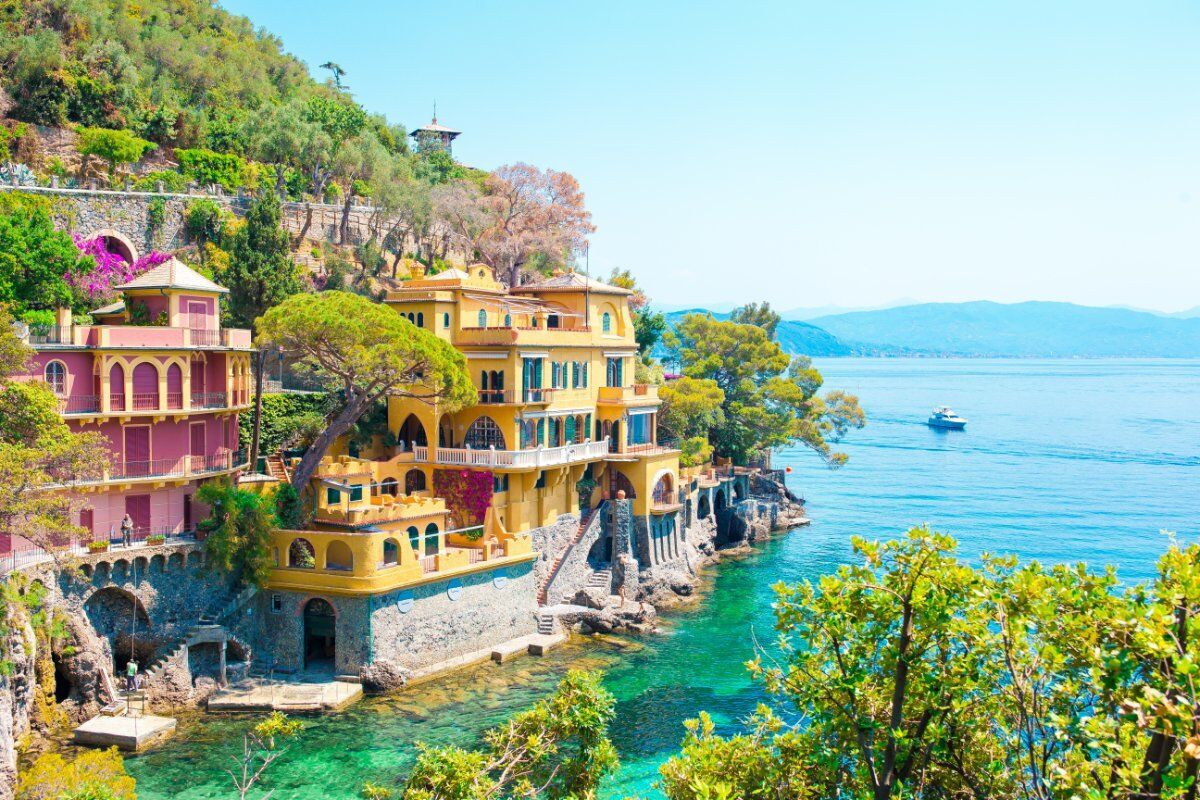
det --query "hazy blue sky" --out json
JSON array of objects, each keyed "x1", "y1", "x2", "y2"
[{"x1": 223, "y1": 0, "x2": 1200, "y2": 313}]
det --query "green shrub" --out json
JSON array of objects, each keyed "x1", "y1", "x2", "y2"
[
  {"x1": 18, "y1": 309, "x2": 56, "y2": 328},
  {"x1": 131, "y1": 170, "x2": 188, "y2": 192},
  {"x1": 146, "y1": 196, "x2": 165, "y2": 233},
  {"x1": 77, "y1": 127, "x2": 155, "y2": 178},
  {"x1": 184, "y1": 198, "x2": 225, "y2": 246},
  {"x1": 175, "y1": 147, "x2": 249, "y2": 191}
]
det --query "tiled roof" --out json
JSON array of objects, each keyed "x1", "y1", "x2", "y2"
[
  {"x1": 512, "y1": 271, "x2": 632, "y2": 296},
  {"x1": 90, "y1": 300, "x2": 126, "y2": 315},
  {"x1": 115, "y1": 257, "x2": 228, "y2": 294}
]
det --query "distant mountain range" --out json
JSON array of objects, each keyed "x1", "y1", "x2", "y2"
[{"x1": 663, "y1": 301, "x2": 1200, "y2": 358}]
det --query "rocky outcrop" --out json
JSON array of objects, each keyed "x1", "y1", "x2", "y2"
[
  {"x1": 0, "y1": 616, "x2": 36, "y2": 800},
  {"x1": 546, "y1": 597, "x2": 658, "y2": 636},
  {"x1": 360, "y1": 660, "x2": 411, "y2": 693}
]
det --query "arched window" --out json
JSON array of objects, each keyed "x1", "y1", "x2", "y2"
[
  {"x1": 653, "y1": 473, "x2": 675, "y2": 506},
  {"x1": 326, "y1": 540, "x2": 353, "y2": 571},
  {"x1": 465, "y1": 416, "x2": 506, "y2": 450},
  {"x1": 288, "y1": 538, "x2": 316, "y2": 569},
  {"x1": 417, "y1": 312, "x2": 424, "y2": 328},
  {"x1": 477, "y1": 309, "x2": 487, "y2": 327},
  {"x1": 443, "y1": 313, "x2": 450, "y2": 328},
  {"x1": 397, "y1": 414, "x2": 428, "y2": 449},
  {"x1": 424, "y1": 523, "x2": 440, "y2": 556},
  {"x1": 109, "y1": 363, "x2": 125, "y2": 411},
  {"x1": 132, "y1": 363, "x2": 159, "y2": 410},
  {"x1": 565, "y1": 415, "x2": 576, "y2": 443},
  {"x1": 380, "y1": 477, "x2": 399, "y2": 496},
  {"x1": 166, "y1": 363, "x2": 183, "y2": 409},
  {"x1": 405, "y1": 468, "x2": 426, "y2": 493},
  {"x1": 382, "y1": 538, "x2": 399, "y2": 566},
  {"x1": 406, "y1": 526, "x2": 421, "y2": 558},
  {"x1": 612, "y1": 471, "x2": 637, "y2": 499},
  {"x1": 601, "y1": 312, "x2": 612, "y2": 333},
  {"x1": 44, "y1": 361, "x2": 66, "y2": 395},
  {"x1": 504, "y1": 313, "x2": 512, "y2": 327}
]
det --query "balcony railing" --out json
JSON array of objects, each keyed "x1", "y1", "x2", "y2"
[
  {"x1": 191, "y1": 391, "x2": 227, "y2": 408},
  {"x1": 109, "y1": 392, "x2": 125, "y2": 411},
  {"x1": 59, "y1": 394, "x2": 101, "y2": 414},
  {"x1": 166, "y1": 392, "x2": 183, "y2": 410},
  {"x1": 478, "y1": 388, "x2": 514, "y2": 404},
  {"x1": 132, "y1": 392, "x2": 159, "y2": 410},
  {"x1": 521, "y1": 388, "x2": 554, "y2": 403},
  {"x1": 25, "y1": 325, "x2": 69, "y2": 345},
  {"x1": 51, "y1": 449, "x2": 247, "y2": 487},
  {"x1": 186, "y1": 328, "x2": 219, "y2": 347},
  {"x1": 413, "y1": 438, "x2": 609, "y2": 468}
]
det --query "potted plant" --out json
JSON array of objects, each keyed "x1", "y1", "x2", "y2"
[
  {"x1": 87, "y1": 540, "x2": 110, "y2": 554},
  {"x1": 146, "y1": 533, "x2": 166, "y2": 546}
]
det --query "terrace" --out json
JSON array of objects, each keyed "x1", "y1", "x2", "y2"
[
  {"x1": 413, "y1": 438, "x2": 610, "y2": 469},
  {"x1": 48, "y1": 449, "x2": 248, "y2": 488}
]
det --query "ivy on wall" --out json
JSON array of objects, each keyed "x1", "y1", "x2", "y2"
[
  {"x1": 433, "y1": 468, "x2": 494, "y2": 528},
  {"x1": 238, "y1": 392, "x2": 338, "y2": 456}
]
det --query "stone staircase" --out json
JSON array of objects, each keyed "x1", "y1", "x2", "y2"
[
  {"x1": 144, "y1": 624, "x2": 214, "y2": 681},
  {"x1": 536, "y1": 611, "x2": 557, "y2": 636},
  {"x1": 587, "y1": 568, "x2": 612, "y2": 592},
  {"x1": 264, "y1": 454, "x2": 290, "y2": 482},
  {"x1": 536, "y1": 505, "x2": 600, "y2": 605}
]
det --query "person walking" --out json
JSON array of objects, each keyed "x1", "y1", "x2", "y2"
[
  {"x1": 120, "y1": 513, "x2": 133, "y2": 548},
  {"x1": 125, "y1": 659, "x2": 138, "y2": 693}
]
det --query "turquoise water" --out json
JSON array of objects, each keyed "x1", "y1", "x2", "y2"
[{"x1": 126, "y1": 358, "x2": 1200, "y2": 799}]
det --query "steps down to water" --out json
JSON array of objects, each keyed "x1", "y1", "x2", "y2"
[
  {"x1": 537, "y1": 507, "x2": 599, "y2": 605},
  {"x1": 587, "y1": 568, "x2": 612, "y2": 591}
]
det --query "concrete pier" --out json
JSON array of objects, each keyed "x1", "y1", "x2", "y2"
[
  {"x1": 207, "y1": 678, "x2": 362, "y2": 713},
  {"x1": 73, "y1": 714, "x2": 176, "y2": 750}
]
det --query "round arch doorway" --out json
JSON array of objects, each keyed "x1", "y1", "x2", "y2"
[{"x1": 303, "y1": 598, "x2": 336, "y2": 671}]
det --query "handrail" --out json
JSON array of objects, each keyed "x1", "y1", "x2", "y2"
[{"x1": 413, "y1": 438, "x2": 609, "y2": 468}]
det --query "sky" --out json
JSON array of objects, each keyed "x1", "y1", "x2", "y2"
[{"x1": 222, "y1": 0, "x2": 1200, "y2": 313}]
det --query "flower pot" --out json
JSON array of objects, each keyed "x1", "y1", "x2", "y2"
[{"x1": 87, "y1": 542, "x2": 110, "y2": 554}]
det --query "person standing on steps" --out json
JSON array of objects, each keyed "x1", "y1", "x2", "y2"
[
  {"x1": 126, "y1": 658, "x2": 138, "y2": 692},
  {"x1": 120, "y1": 513, "x2": 133, "y2": 548}
]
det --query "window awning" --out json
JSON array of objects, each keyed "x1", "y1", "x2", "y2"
[{"x1": 461, "y1": 292, "x2": 584, "y2": 317}]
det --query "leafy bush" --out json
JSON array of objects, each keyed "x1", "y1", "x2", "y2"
[
  {"x1": 18, "y1": 309, "x2": 55, "y2": 328},
  {"x1": 238, "y1": 392, "x2": 338, "y2": 456},
  {"x1": 196, "y1": 480, "x2": 277, "y2": 588},
  {"x1": 77, "y1": 127, "x2": 155, "y2": 178},
  {"x1": 0, "y1": 123, "x2": 29, "y2": 163},
  {"x1": 16, "y1": 746, "x2": 135, "y2": 800},
  {"x1": 132, "y1": 170, "x2": 189, "y2": 192},
  {"x1": 175, "y1": 147, "x2": 249, "y2": 190},
  {"x1": 184, "y1": 198, "x2": 226, "y2": 246}
]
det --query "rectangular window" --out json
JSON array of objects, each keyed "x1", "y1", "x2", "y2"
[
  {"x1": 271, "y1": 594, "x2": 283, "y2": 613},
  {"x1": 326, "y1": 488, "x2": 341, "y2": 505},
  {"x1": 79, "y1": 509, "x2": 94, "y2": 535},
  {"x1": 183, "y1": 494, "x2": 192, "y2": 530},
  {"x1": 606, "y1": 358, "x2": 624, "y2": 388},
  {"x1": 350, "y1": 484, "x2": 364, "y2": 502},
  {"x1": 125, "y1": 494, "x2": 151, "y2": 535},
  {"x1": 493, "y1": 474, "x2": 509, "y2": 493}
]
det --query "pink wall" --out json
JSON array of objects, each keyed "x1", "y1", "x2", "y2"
[
  {"x1": 76, "y1": 483, "x2": 200, "y2": 538},
  {"x1": 132, "y1": 294, "x2": 170, "y2": 321},
  {"x1": 75, "y1": 414, "x2": 240, "y2": 465},
  {"x1": 104, "y1": 327, "x2": 185, "y2": 347},
  {"x1": 29, "y1": 352, "x2": 96, "y2": 400},
  {"x1": 178, "y1": 295, "x2": 217, "y2": 329}
]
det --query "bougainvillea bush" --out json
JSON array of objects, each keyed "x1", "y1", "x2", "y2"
[
  {"x1": 66, "y1": 235, "x2": 172, "y2": 301},
  {"x1": 433, "y1": 468, "x2": 494, "y2": 527}
]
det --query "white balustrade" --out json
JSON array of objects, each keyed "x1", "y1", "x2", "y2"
[{"x1": 412, "y1": 438, "x2": 609, "y2": 468}]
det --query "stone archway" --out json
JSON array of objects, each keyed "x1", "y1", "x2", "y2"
[
  {"x1": 303, "y1": 598, "x2": 336, "y2": 671},
  {"x1": 88, "y1": 228, "x2": 139, "y2": 265},
  {"x1": 83, "y1": 586, "x2": 152, "y2": 673}
]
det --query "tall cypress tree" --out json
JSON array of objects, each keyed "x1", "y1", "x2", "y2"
[{"x1": 225, "y1": 191, "x2": 302, "y2": 331}]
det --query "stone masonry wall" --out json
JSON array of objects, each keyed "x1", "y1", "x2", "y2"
[{"x1": 541, "y1": 509, "x2": 605, "y2": 604}]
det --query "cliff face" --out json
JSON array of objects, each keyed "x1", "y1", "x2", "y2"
[{"x1": 0, "y1": 610, "x2": 39, "y2": 800}]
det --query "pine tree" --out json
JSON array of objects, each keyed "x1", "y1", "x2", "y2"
[{"x1": 224, "y1": 191, "x2": 302, "y2": 331}]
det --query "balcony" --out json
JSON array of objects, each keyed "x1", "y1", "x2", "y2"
[
  {"x1": 314, "y1": 495, "x2": 447, "y2": 528},
  {"x1": 58, "y1": 394, "x2": 101, "y2": 414},
  {"x1": 413, "y1": 438, "x2": 610, "y2": 469},
  {"x1": 19, "y1": 322, "x2": 253, "y2": 350},
  {"x1": 597, "y1": 384, "x2": 659, "y2": 406},
  {"x1": 476, "y1": 388, "x2": 556, "y2": 405},
  {"x1": 191, "y1": 391, "x2": 228, "y2": 409},
  {"x1": 50, "y1": 449, "x2": 247, "y2": 488}
]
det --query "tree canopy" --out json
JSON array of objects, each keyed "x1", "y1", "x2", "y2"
[
  {"x1": 664, "y1": 313, "x2": 864, "y2": 465},
  {"x1": 222, "y1": 191, "x2": 304, "y2": 331},
  {"x1": 255, "y1": 292, "x2": 474, "y2": 490},
  {"x1": 0, "y1": 200, "x2": 93, "y2": 314},
  {"x1": 661, "y1": 528, "x2": 1200, "y2": 800},
  {"x1": 729, "y1": 301, "x2": 781, "y2": 341}
]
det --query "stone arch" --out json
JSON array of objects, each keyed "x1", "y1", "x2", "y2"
[
  {"x1": 380, "y1": 477, "x2": 399, "y2": 496},
  {"x1": 325, "y1": 540, "x2": 353, "y2": 572},
  {"x1": 133, "y1": 556, "x2": 149, "y2": 575},
  {"x1": 186, "y1": 550, "x2": 202, "y2": 569},
  {"x1": 88, "y1": 229, "x2": 138, "y2": 265},
  {"x1": 715, "y1": 487, "x2": 728, "y2": 513},
  {"x1": 288, "y1": 538, "x2": 316, "y2": 568},
  {"x1": 733, "y1": 478, "x2": 746, "y2": 502},
  {"x1": 698, "y1": 492, "x2": 712, "y2": 519},
  {"x1": 396, "y1": 413, "x2": 428, "y2": 449},
  {"x1": 303, "y1": 597, "x2": 336, "y2": 669},
  {"x1": 167, "y1": 552, "x2": 184, "y2": 572},
  {"x1": 84, "y1": 586, "x2": 151, "y2": 671},
  {"x1": 149, "y1": 554, "x2": 166, "y2": 574},
  {"x1": 465, "y1": 415, "x2": 505, "y2": 450},
  {"x1": 405, "y1": 468, "x2": 426, "y2": 494},
  {"x1": 437, "y1": 415, "x2": 454, "y2": 448}
]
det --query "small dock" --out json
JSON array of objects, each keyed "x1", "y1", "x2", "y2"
[
  {"x1": 207, "y1": 678, "x2": 362, "y2": 713},
  {"x1": 73, "y1": 691, "x2": 175, "y2": 751},
  {"x1": 490, "y1": 632, "x2": 567, "y2": 663}
]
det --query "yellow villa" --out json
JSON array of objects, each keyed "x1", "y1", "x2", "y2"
[{"x1": 383, "y1": 263, "x2": 683, "y2": 536}]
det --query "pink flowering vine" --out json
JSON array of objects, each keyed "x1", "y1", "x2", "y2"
[
  {"x1": 65, "y1": 236, "x2": 172, "y2": 301},
  {"x1": 433, "y1": 468, "x2": 494, "y2": 527}
]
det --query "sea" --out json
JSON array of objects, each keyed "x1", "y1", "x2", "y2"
[{"x1": 125, "y1": 358, "x2": 1200, "y2": 799}]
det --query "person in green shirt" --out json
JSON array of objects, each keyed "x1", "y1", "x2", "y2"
[{"x1": 125, "y1": 660, "x2": 138, "y2": 692}]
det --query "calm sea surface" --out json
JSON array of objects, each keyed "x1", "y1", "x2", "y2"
[{"x1": 126, "y1": 358, "x2": 1200, "y2": 799}]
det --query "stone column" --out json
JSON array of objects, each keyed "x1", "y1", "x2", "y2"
[{"x1": 218, "y1": 638, "x2": 227, "y2": 686}]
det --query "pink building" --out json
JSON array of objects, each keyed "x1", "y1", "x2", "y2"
[{"x1": 17, "y1": 258, "x2": 254, "y2": 546}]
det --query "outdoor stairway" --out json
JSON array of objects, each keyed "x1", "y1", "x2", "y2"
[
  {"x1": 536, "y1": 611, "x2": 557, "y2": 636},
  {"x1": 587, "y1": 568, "x2": 612, "y2": 592},
  {"x1": 536, "y1": 506, "x2": 600, "y2": 605},
  {"x1": 144, "y1": 623, "x2": 229, "y2": 681},
  {"x1": 264, "y1": 454, "x2": 290, "y2": 482}
]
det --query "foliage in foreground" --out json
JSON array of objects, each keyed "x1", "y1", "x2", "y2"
[
  {"x1": 396, "y1": 669, "x2": 618, "y2": 800},
  {"x1": 660, "y1": 527, "x2": 1200, "y2": 800},
  {"x1": 16, "y1": 746, "x2": 135, "y2": 800}
]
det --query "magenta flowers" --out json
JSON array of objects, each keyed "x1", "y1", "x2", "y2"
[{"x1": 66, "y1": 235, "x2": 172, "y2": 300}]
